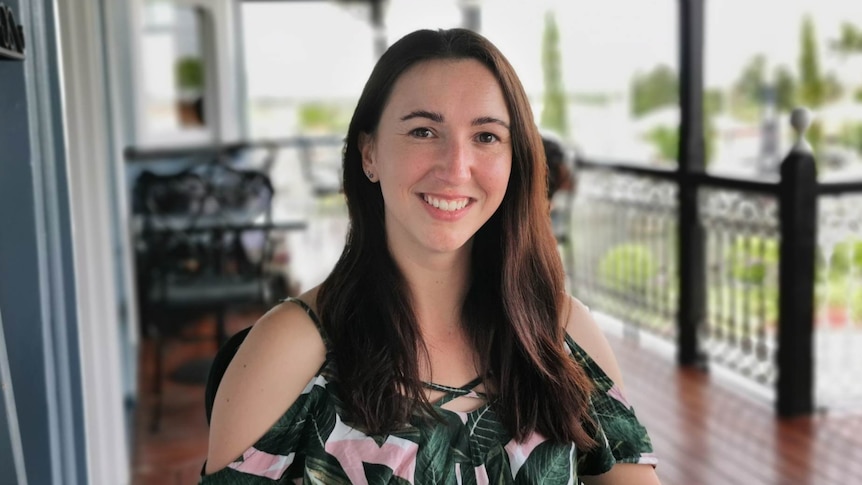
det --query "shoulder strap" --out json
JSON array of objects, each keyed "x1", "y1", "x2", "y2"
[{"x1": 281, "y1": 296, "x2": 330, "y2": 349}]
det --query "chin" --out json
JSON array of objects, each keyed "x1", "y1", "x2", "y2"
[{"x1": 424, "y1": 234, "x2": 473, "y2": 254}]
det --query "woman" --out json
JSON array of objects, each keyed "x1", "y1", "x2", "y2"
[{"x1": 203, "y1": 28, "x2": 660, "y2": 484}]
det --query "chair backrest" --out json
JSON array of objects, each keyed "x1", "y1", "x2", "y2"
[
  {"x1": 205, "y1": 325, "x2": 252, "y2": 424},
  {"x1": 296, "y1": 136, "x2": 343, "y2": 197},
  {"x1": 135, "y1": 163, "x2": 274, "y2": 231},
  {"x1": 133, "y1": 162, "x2": 277, "y2": 320}
]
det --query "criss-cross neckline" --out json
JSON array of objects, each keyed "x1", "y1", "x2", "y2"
[
  {"x1": 282, "y1": 298, "x2": 489, "y2": 411},
  {"x1": 422, "y1": 376, "x2": 486, "y2": 407}
]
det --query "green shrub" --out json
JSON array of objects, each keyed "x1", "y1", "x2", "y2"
[
  {"x1": 815, "y1": 277, "x2": 862, "y2": 324},
  {"x1": 175, "y1": 57, "x2": 204, "y2": 91},
  {"x1": 823, "y1": 239, "x2": 862, "y2": 277},
  {"x1": 598, "y1": 243, "x2": 658, "y2": 293},
  {"x1": 837, "y1": 122, "x2": 862, "y2": 155},
  {"x1": 728, "y1": 236, "x2": 779, "y2": 284},
  {"x1": 297, "y1": 102, "x2": 349, "y2": 133},
  {"x1": 644, "y1": 126, "x2": 677, "y2": 164}
]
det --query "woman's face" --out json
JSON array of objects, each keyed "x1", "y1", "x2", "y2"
[{"x1": 360, "y1": 58, "x2": 512, "y2": 259}]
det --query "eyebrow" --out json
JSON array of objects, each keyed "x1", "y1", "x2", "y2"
[
  {"x1": 400, "y1": 110, "x2": 443, "y2": 123},
  {"x1": 399, "y1": 110, "x2": 510, "y2": 130},
  {"x1": 473, "y1": 116, "x2": 510, "y2": 130}
]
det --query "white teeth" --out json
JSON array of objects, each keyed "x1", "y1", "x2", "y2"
[{"x1": 423, "y1": 195, "x2": 469, "y2": 212}]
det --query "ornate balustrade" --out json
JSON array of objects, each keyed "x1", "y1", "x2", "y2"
[
  {"x1": 572, "y1": 171, "x2": 678, "y2": 341},
  {"x1": 570, "y1": 108, "x2": 862, "y2": 414}
]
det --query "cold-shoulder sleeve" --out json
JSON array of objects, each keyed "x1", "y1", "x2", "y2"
[
  {"x1": 200, "y1": 370, "x2": 329, "y2": 483},
  {"x1": 201, "y1": 297, "x2": 331, "y2": 483},
  {"x1": 565, "y1": 334, "x2": 658, "y2": 476}
]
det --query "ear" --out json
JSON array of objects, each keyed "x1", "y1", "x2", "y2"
[{"x1": 359, "y1": 132, "x2": 376, "y2": 173}]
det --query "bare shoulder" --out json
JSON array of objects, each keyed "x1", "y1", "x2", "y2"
[
  {"x1": 562, "y1": 295, "x2": 626, "y2": 390},
  {"x1": 205, "y1": 286, "x2": 326, "y2": 474},
  {"x1": 582, "y1": 463, "x2": 663, "y2": 485}
]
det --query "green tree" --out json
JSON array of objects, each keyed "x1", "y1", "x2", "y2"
[
  {"x1": 773, "y1": 65, "x2": 796, "y2": 112},
  {"x1": 799, "y1": 16, "x2": 825, "y2": 155},
  {"x1": 831, "y1": 22, "x2": 862, "y2": 55},
  {"x1": 823, "y1": 72, "x2": 844, "y2": 103},
  {"x1": 799, "y1": 16, "x2": 825, "y2": 108},
  {"x1": 540, "y1": 11, "x2": 567, "y2": 136},
  {"x1": 733, "y1": 54, "x2": 767, "y2": 106},
  {"x1": 630, "y1": 65, "x2": 678, "y2": 117},
  {"x1": 830, "y1": 23, "x2": 862, "y2": 105}
]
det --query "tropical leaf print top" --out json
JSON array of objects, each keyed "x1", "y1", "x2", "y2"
[{"x1": 201, "y1": 298, "x2": 657, "y2": 484}]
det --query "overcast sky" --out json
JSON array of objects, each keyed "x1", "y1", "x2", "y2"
[{"x1": 240, "y1": 0, "x2": 862, "y2": 99}]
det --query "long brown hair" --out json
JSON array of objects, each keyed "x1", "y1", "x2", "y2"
[{"x1": 317, "y1": 28, "x2": 595, "y2": 448}]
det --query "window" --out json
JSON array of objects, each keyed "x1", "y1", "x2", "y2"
[
  {"x1": 138, "y1": 0, "x2": 212, "y2": 144},
  {"x1": 241, "y1": 2, "x2": 377, "y2": 139}
]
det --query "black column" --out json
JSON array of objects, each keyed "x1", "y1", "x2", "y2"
[
  {"x1": 777, "y1": 144, "x2": 817, "y2": 416},
  {"x1": 676, "y1": 0, "x2": 706, "y2": 366},
  {"x1": 370, "y1": 0, "x2": 386, "y2": 58}
]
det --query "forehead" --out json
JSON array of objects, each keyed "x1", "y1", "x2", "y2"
[{"x1": 382, "y1": 58, "x2": 509, "y2": 120}]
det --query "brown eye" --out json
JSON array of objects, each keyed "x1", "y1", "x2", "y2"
[
  {"x1": 477, "y1": 132, "x2": 499, "y2": 144},
  {"x1": 409, "y1": 128, "x2": 434, "y2": 138}
]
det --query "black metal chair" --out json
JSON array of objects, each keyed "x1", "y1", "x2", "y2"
[
  {"x1": 204, "y1": 325, "x2": 252, "y2": 425},
  {"x1": 134, "y1": 161, "x2": 278, "y2": 431},
  {"x1": 297, "y1": 136, "x2": 344, "y2": 197}
]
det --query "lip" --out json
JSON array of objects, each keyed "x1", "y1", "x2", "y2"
[{"x1": 419, "y1": 193, "x2": 474, "y2": 220}]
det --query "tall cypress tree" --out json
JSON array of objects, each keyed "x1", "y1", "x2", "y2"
[
  {"x1": 799, "y1": 16, "x2": 824, "y2": 108},
  {"x1": 799, "y1": 15, "x2": 826, "y2": 156},
  {"x1": 774, "y1": 65, "x2": 797, "y2": 113},
  {"x1": 541, "y1": 11, "x2": 568, "y2": 137}
]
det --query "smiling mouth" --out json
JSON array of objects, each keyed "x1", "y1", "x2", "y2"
[{"x1": 422, "y1": 194, "x2": 471, "y2": 212}]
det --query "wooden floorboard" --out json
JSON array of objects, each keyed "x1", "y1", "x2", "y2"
[
  {"x1": 131, "y1": 313, "x2": 862, "y2": 485},
  {"x1": 131, "y1": 310, "x2": 261, "y2": 485},
  {"x1": 607, "y1": 333, "x2": 862, "y2": 485}
]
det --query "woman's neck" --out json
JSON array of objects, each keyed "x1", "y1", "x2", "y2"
[{"x1": 389, "y1": 243, "x2": 472, "y2": 339}]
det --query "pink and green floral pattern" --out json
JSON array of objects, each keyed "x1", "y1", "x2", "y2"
[{"x1": 201, "y1": 299, "x2": 656, "y2": 484}]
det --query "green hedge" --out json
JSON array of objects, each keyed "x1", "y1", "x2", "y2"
[{"x1": 598, "y1": 243, "x2": 658, "y2": 293}]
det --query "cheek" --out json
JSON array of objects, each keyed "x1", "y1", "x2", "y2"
[
  {"x1": 482, "y1": 159, "x2": 512, "y2": 199},
  {"x1": 378, "y1": 145, "x2": 424, "y2": 181}
]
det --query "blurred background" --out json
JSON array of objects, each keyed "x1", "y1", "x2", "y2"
[{"x1": 2, "y1": 0, "x2": 862, "y2": 484}]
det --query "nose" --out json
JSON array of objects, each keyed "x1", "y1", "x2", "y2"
[{"x1": 437, "y1": 137, "x2": 471, "y2": 185}]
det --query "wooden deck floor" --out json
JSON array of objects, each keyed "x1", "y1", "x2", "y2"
[
  {"x1": 131, "y1": 313, "x2": 862, "y2": 485},
  {"x1": 607, "y1": 331, "x2": 862, "y2": 485},
  {"x1": 131, "y1": 312, "x2": 260, "y2": 485}
]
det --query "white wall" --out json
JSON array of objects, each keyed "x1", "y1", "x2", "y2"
[{"x1": 55, "y1": 0, "x2": 131, "y2": 482}]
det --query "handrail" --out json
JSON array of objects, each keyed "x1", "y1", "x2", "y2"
[
  {"x1": 580, "y1": 158, "x2": 862, "y2": 197},
  {"x1": 577, "y1": 158, "x2": 677, "y2": 181},
  {"x1": 688, "y1": 173, "x2": 780, "y2": 195},
  {"x1": 124, "y1": 135, "x2": 344, "y2": 162},
  {"x1": 124, "y1": 142, "x2": 245, "y2": 161},
  {"x1": 818, "y1": 180, "x2": 862, "y2": 195},
  {"x1": 579, "y1": 158, "x2": 781, "y2": 194}
]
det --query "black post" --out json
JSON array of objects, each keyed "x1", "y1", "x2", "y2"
[
  {"x1": 459, "y1": 1, "x2": 481, "y2": 32},
  {"x1": 777, "y1": 128, "x2": 817, "y2": 417},
  {"x1": 370, "y1": 0, "x2": 386, "y2": 58},
  {"x1": 677, "y1": 0, "x2": 706, "y2": 367}
]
